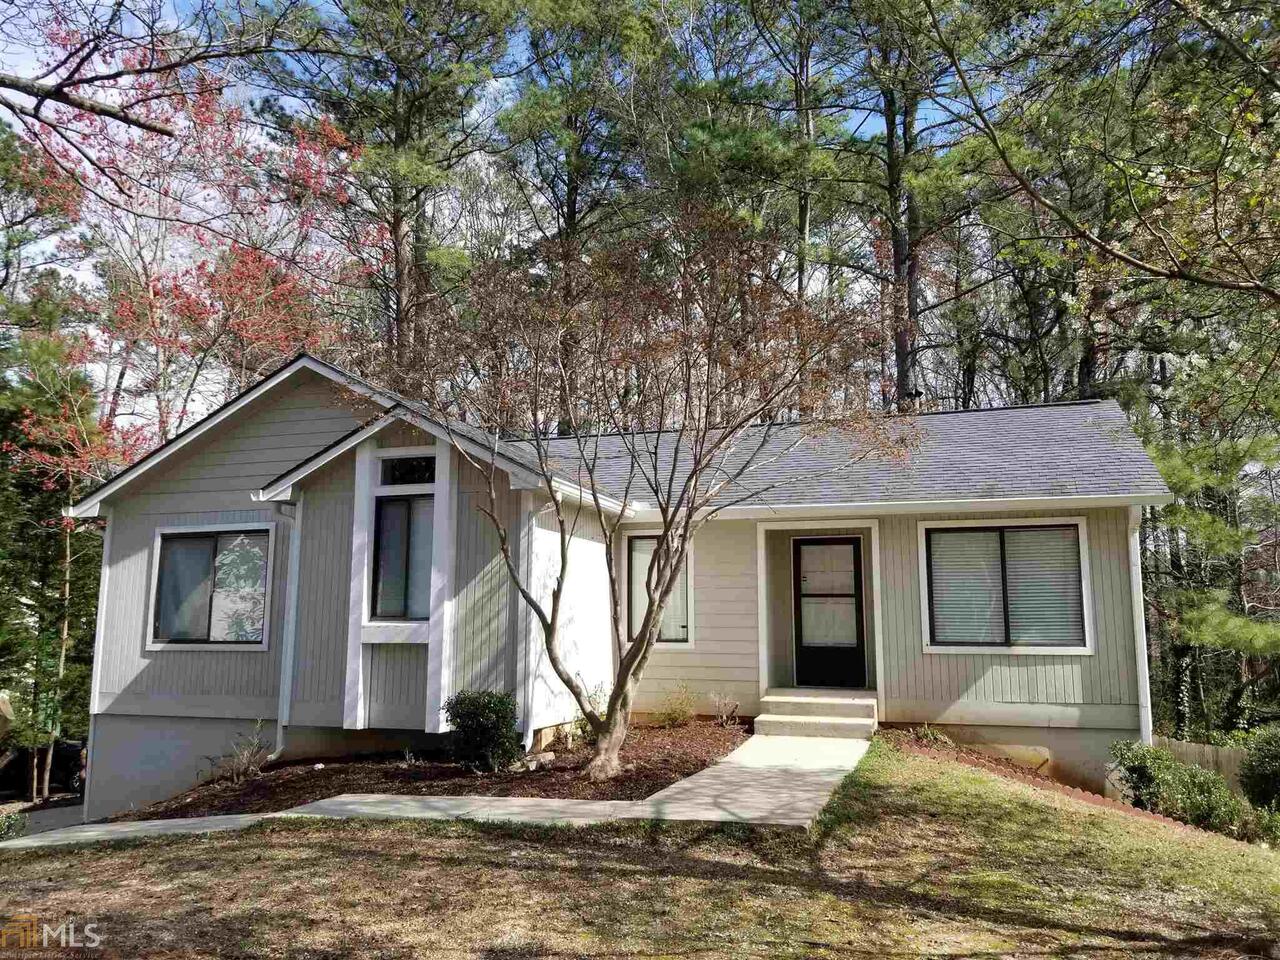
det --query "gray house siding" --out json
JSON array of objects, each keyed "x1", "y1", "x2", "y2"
[
  {"x1": 878, "y1": 507, "x2": 1138, "y2": 725},
  {"x1": 451, "y1": 458, "x2": 522, "y2": 695},
  {"x1": 289, "y1": 453, "x2": 355, "y2": 727},
  {"x1": 93, "y1": 371, "x2": 371, "y2": 721},
  {"x1": 630, "y1": 507, "x2": 1139, "y2": 734},
  {"x1": 95, "y1": 502, "x2": 285, "y2": 719},
  {"x1": 366, "y1": 644, "x2": 432, "y2": 729},
  {"x1": 631, "y1": 521, "x2": 761, "y2": 716}
]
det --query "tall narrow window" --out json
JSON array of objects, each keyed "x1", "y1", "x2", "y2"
[
  {"x1": 372, "y1": 495, "x2": 433, "y2": 620},
  {"x1": 154, "y1": 530, "x2": 269, "y2": 644},
  {"x1": 926, "y1": 524, "x2": 1085, "y2": 649},
  {"x1": 628, "y1": 536, "x2": 689, "y2": 642}
]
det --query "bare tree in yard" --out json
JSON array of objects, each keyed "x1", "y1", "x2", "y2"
[{"x1": 416, "y1": 209, "x2": 906, "y2": 779}]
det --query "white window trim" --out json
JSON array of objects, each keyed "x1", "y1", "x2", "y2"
[
  {"x1": 345, "y1": 440, "x2": 456, "y2": 732},
  {"x1": 622, "y1": 528, "x2": 696, "y2": 649},
  {"x1": 145, "y1": 521, "x2": 277, "y2": 652},
  {"x1": 917, "y1": 516, "x2": 1094, "y2": 656}
]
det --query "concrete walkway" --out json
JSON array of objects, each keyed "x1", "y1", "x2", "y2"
[{"x1": 0, "y1": 735, "x2": 868, "y2": 851}]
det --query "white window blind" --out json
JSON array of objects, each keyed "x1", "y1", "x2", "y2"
[
  {"x1": 927, "y1": 524, "x2": 1085, "y2": 649},
  {"x1": 928, "y1": 530, "x2": 1006, "y2": 645},
  {"x1": 628, "y1": 536, "x2": 689, "y2": 642},
  {"x1": 1005, "y1": 527, "x2": 1084, "y2": 646}
]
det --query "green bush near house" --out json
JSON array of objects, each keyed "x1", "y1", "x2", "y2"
[
  {"x1": 1109, "y1": 740, "x2": 1280, "y2": 844},
  {"x1": 1239, "y1": 725, "x2": 1280, "y2": 811},
  {"x1": 444, "y1": 690, "x2": 522, "y2": 773},
  {"x1": 0, "y1": 811, "x2": 26, "y2": 841}
]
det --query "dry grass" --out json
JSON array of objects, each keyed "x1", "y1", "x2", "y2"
[{"x1": 3, "y1": 738, "x2": 1278, "y2": 958}]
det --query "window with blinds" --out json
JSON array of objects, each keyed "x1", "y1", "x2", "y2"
[
  {"x1": 628, "y1": 535, "x2": 689, "y2": 643},
  {"x1": 925, "y1": 524, "x2": 1085, "y2": 648}
]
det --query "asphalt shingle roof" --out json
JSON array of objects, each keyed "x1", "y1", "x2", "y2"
[{"x1": 539, "y1": 399, "x2": 1169, "y2": 508}]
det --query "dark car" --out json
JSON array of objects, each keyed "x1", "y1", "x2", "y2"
[{"x1": 0, "y1": 740, "x2": 85, "y2": 796}]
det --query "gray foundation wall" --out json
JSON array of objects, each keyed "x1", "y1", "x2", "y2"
[
  {"x1": 909, "y1": 722, "x2": 1134, "y2": 792},
  {"x1": 85, "y1": 714, "x2": 444, "y2": 820}
]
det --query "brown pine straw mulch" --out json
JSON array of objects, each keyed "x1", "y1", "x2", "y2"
[
  {"x1": 878, "y1": 726, "x2": 1204, "y2": 836},
  {"x1": 110, "y1": 720, "x2": 749, "y2": 822}
]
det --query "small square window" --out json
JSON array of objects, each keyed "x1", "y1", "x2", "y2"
[{"x1": 380, "y1": 455, "x2": 435, "y2": 486}]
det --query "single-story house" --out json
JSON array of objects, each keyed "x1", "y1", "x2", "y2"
[{"x1": 68, "y1": 355, "x2": 1171, "y2": 818}]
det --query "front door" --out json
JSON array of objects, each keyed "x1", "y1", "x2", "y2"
[{"x1": 792, "y1": 537, "x2": 866, "y2": 688}]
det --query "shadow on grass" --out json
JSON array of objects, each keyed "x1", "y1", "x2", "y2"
[{"x1": 9, "y1": 741, "x2": 1278, "y2": 959}]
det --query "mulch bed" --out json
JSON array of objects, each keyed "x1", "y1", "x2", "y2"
[
  {"x1": 109, "y1": 720, "x2": 749, "y2": 822},
  {"x1": 878, "y1": 727, "x2": 1200, "y2": 836}
]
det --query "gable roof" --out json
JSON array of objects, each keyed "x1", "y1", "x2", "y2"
[
  {"x1": 541, "y1": 399, "x2": 1171, "y2": 516},
  {"x1": 65, "y1": 354, "x2": 591, "y2": 518},
  {"x1": 68, "y1": 353, "x2": 1171, "y2": 520}
]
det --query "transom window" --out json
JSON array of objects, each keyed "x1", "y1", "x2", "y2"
[
  {"x1": 153, "y1": 529, "x2": 270, "y2": 645},
  {"x1": 627, "y1": 535, "x2": 689, "y2": 643},
  {"x1": 380, "y1": 455, "x2": 435, "y2": 486},
  {"x1": 924, "y1": 523, "x2": 1086, "y2": 649}
]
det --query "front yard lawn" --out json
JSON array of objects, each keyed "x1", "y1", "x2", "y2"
[{"x1": 4, "y1": 738, "x2": 1277, "y2": 958}]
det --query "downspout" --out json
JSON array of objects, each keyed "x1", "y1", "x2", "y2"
[
  {"x1": 269, "y1": 492, "x2": 305, "y2": 762},
  {"x1": 520, "y1": 492, "x2": 538, "y2": 752},
  {"x1": 1127, "y1": 504, "x2": 1154, "y2": 744}
]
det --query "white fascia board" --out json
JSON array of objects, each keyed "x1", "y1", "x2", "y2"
[
  {"x1": 623, "y1": 492, "x2": 1172, "y2": 524},
  {"x1": 66, "y1": 356, "x2": 395, "y2": 519}
]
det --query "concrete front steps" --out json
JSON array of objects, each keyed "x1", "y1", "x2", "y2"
[{"x1": 754, "y1": 688, "x2": 878, "y2": 739}]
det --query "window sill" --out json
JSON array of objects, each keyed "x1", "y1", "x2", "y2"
[
  {"x1": 146, "y1": 641, "x2": 269, "y2": 653},
  {"x1": 923, "y1": 644, "x2": 1093, "y2": 657}
]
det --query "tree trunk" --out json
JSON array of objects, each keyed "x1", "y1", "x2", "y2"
[
  {"x1": 585, "y1": 680, "x2": 636, "y2": 781},
  {"x1": 794, "y1": 27, "x2": 813, "y2": 301}
]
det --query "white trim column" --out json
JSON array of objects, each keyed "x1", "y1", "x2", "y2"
[
  {"x1": 423, "y1": 445, "x2": 456, "y2": 732},
  {"x1": 1128, "y1": 504, "x2": 1154, "y2": 744},
  {"x1": 83, "y1": 506, "x2": 113, "y2": 822},
  {"x1": 273, "y1": 493, "x2": 305, "y2": 754}
]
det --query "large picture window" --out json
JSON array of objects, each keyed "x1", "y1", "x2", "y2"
[
  {"x1": 372, "y1": 495, "x2": 433, "y2": 620},
  {"x1": 627, "y1": 536, "x2": 689, "y2": 643},
  {"x1": 925, "y1": 523, "x2": 1086, "y2": 650},
  {"x1": 153, "y1": 529, "x2": 270, "y2": 645}
]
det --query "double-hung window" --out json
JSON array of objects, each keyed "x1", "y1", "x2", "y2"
[
  {"x1": 152, "y1": 527, "x2": 272, "y2": 647},
  {"x1": 627, "y1": 535, "x2": 690, "y2": 643},
  {"x1": 371, "y1": 453, "x2": 435, "y2": 621},
  {"x1": 922, "y1": 520, "x2": 1088, "y2": 652}
]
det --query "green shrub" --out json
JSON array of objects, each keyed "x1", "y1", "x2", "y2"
[
  {"x1": 445, "y1": 690, "x2": 522, "y2": 773},
  {"x1": 652, "y1": 684, "x2": 696, "y2": 729},
  {"x1": 0, "y1": 811, "x2": 26, "y2": 841},
  {"x1": 1240, "y1": 725, "x2": 1280, "y2": 811},
  {"x1": 1109, "y1": 740, "x2": 1269, "y2": 842}
]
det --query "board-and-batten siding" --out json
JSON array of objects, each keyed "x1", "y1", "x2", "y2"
[
  {"x1": 878, "y1": 508, "x2": 1139, "y2": 727},
  {"x1": 451, "y1": 458, "x2": 522, "y2": 695},
  {"x1": 94, "y1": 371, "x2": 372, "y2": 720}
]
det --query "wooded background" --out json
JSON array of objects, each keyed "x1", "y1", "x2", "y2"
[{"x1": 0, "y1": 0, "x2": 1276, "y2": 795}]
